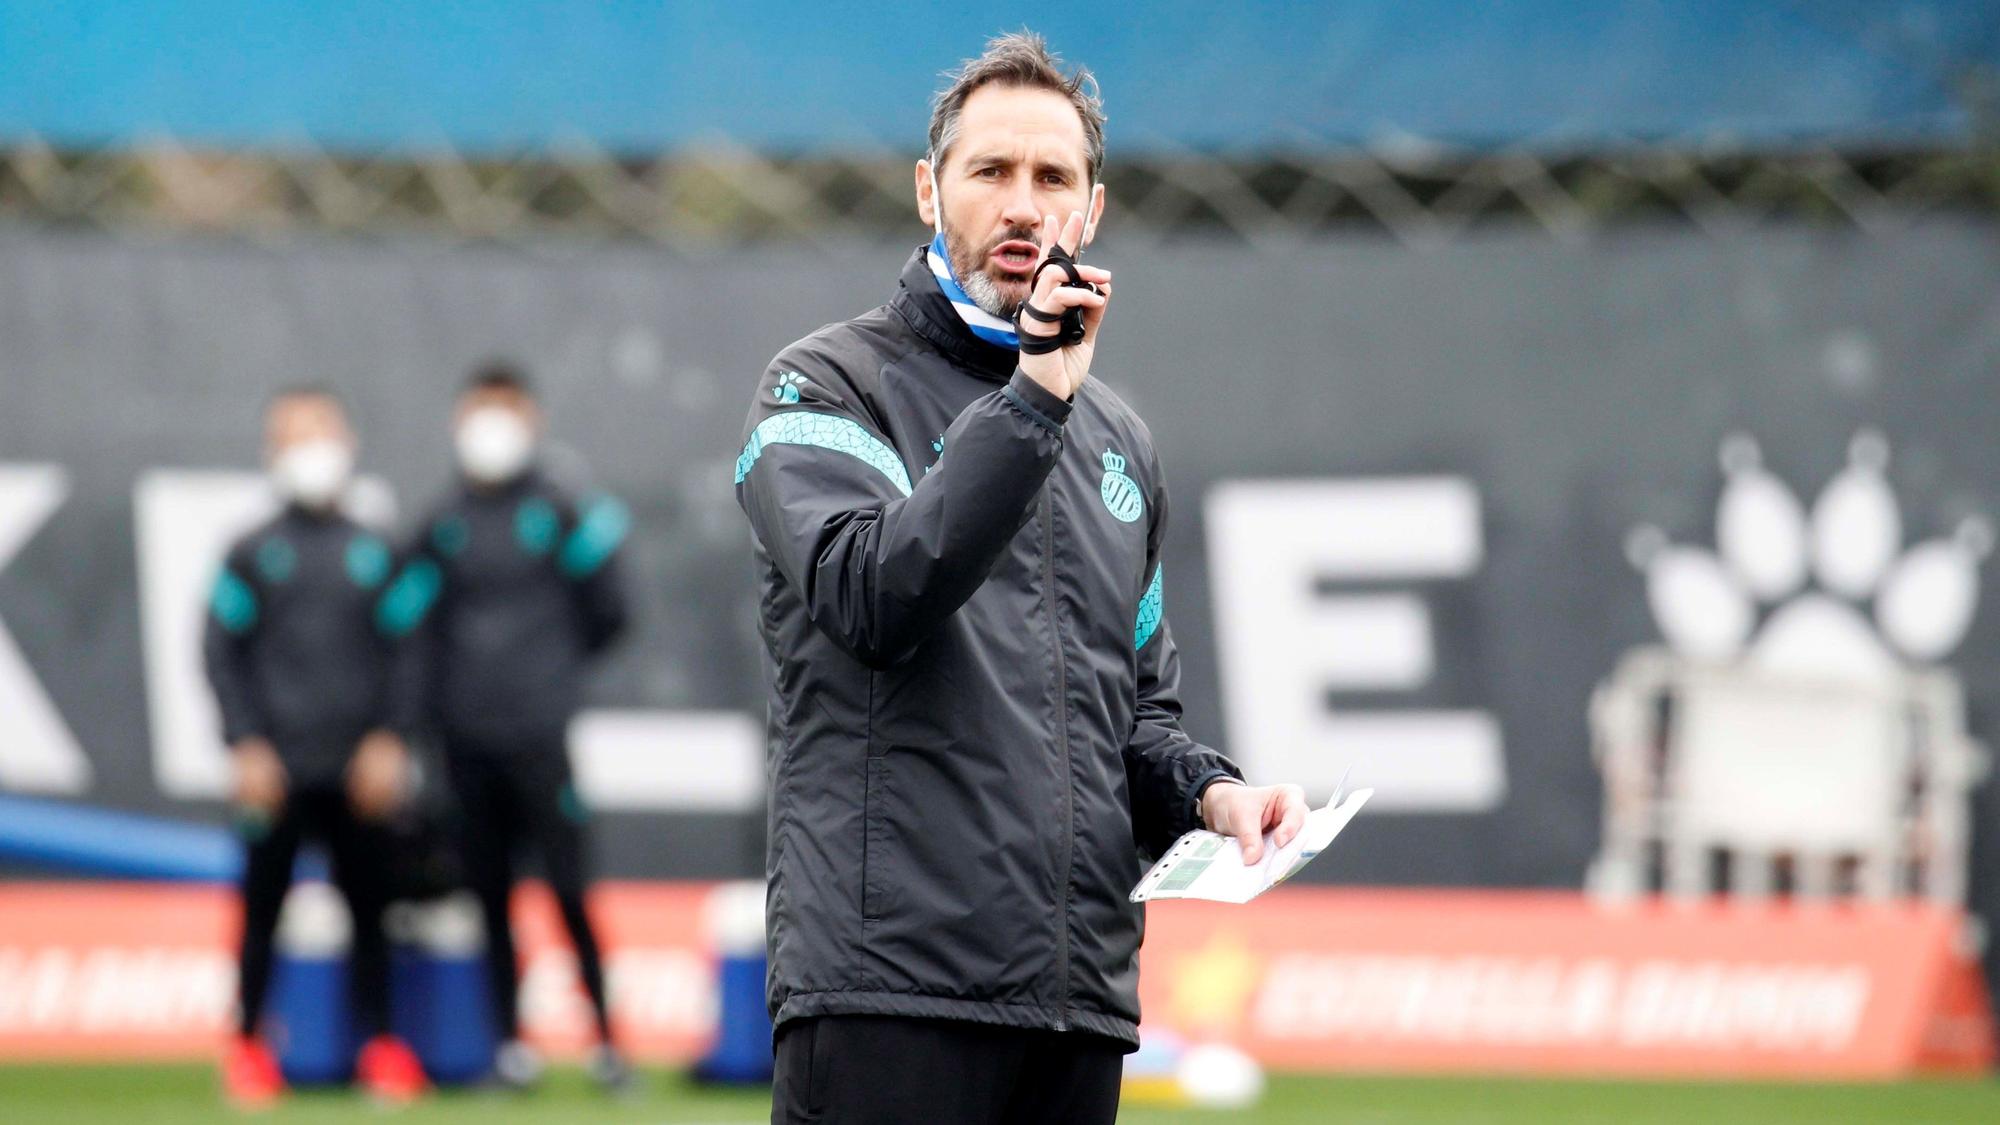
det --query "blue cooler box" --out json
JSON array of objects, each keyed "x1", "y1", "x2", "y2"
[{"x1": 268, "y1": 884, "x2": 496, "y2": 1085}]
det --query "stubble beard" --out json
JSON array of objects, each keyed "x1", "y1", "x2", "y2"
[{"x1": 945, "y1": 227, "x2": 1036, "y2": 320}]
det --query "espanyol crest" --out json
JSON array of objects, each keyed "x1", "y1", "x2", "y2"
[{"x1": 1099, "y1": 448, "x2": 1144, "y2": 523}]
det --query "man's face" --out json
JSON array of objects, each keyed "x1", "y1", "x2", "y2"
[
  {"x1": 263, "y1": 394, "x2": 352, "y2": 465},
  {"x1": 919, "y1": 83, "x2": 1105, "y2": 318}
]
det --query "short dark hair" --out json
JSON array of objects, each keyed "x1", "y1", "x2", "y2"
[
  {"x1": 461, "y1": 360, "x2": 536, "y2": 400},
  {"x1": 928, "y1": 32, "x2": 1106, "y2": 184}
]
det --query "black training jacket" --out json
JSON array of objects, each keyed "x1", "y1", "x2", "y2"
[
  {"x1": 203, "y1": 505, "x2": 403, "y2": 786},
  {"x1": 385, "y1": 469, "x2": 631, "y2": 752},
  {"x1": 736, "y1": 247, "x2": 1243, "y2": 1048}
]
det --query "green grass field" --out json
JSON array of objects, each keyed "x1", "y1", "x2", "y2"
[{"x1": 1, "y1": 1065, "x2": 1996, "y2": 1124}]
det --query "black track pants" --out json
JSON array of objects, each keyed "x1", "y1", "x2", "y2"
[
  {"x1": 771, "y1": 1015, "x2": 1124, "y2": 1125},
  {"x1": 237, "y1": 785, "x2": 393, "y2": 1039},
  {"x1": 447, "y1": 744, "x2": 613, "y2": 1042}
]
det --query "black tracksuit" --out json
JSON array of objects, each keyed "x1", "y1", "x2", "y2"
[
  {"x1": 737, "y1": 247, "x2": 1243, "y2": 1122},
  {"x1": 202, "y1": 504, "x2": 404, "y2": 1040},
  {"x1": 389, "y1": 469, "x2": 631, "y2": 1043}
]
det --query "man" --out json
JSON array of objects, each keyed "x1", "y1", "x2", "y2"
[
  {"x1": 735, "y1": 33, "x2": 1308, "y2": 1125},
  {"x1": 385, "y1": 363, "x2": 634, "y2": 1092},
  {"x1": 204, "y1": 386, "x2": 428, "y2": 1108}
]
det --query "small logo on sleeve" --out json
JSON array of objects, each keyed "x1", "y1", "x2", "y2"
[
  {"x1": 773, "y1": 371, "x2": 808, "y2": 404},
  {"x1": 255, "y1": 537, "x2": 297, "y2": 584},
  {"x1": 1099, "y1": 449, "x2": 1144, "y2": 523},
  {"x1": 514, "y1": 498, "x2": 561, "y2": 556},
  {"x1": 344, "y1": 534, "x2": 392, "y2": 588}
]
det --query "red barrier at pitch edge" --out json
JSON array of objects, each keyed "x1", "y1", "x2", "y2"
[
  {"x1": 0, "y1": 883, "x2": 1988, "y2": 1078},
  {"x1": 1135, "y1": 890, "x2": 1995, "y2": 1078}
]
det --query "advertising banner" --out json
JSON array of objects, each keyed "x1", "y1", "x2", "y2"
[
  {"x1": 2, "y1": 882, "x2": 1987, "y2": 1078},
  {"x1": 1134, "y1": 889, "x2": 1994, "y2": 1078}
]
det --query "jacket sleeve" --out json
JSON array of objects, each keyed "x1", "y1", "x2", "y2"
[
  {"x1": 734, "y1": 346, "x2": 1072, "y2": 669},
  {"x1": 375, "y1": 530, "x2": 447, "y2": 738},
  {"x1": 1124, "y1": 468, "x2": 1245, "y2": 857},
  {"x1": 557, "y1": 491, "x2": 632, "y2": 654},
  {"x1": 201, "y1": 546, "x2": 268, "y2": 746}
]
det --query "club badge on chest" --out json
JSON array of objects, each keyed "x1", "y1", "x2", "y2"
[{"x1": 1100, "y1": 449, "x2": 1143, "y2": 523}]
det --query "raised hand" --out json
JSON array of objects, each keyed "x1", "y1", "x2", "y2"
[{"x1": 1015, "y1": 210, "x2": 1112, "y2": 401}]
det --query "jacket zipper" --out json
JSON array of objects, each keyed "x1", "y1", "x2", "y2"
[{"x1": 1043, "y1": 485, "x2": 1074, "y2": 1032}]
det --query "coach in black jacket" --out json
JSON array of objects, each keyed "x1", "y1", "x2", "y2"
[
  {"x1": 386, "y1": 364, "x2": 634, "y2": 1092},
  {"x1": 204, "y1": 386, "x2": 426, "y2": 1105},
  {"x1": 737, "y1": 34, "x2": 1306, "y2": 1125}
]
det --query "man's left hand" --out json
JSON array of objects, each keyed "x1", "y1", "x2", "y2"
[
  {"x1": 1200, "y1": 780, "x2": 1308, "y2": 865},
  {"x1": 1015, "y1": 211, "x2": 1111, "y2": 401},
  {"x1": 347, "y1": 729, "x2": 410, "y2": 821}
]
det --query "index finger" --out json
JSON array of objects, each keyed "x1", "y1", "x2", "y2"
[
  {"x1": 1229, "y1": 798, "x2": 1266, "y2": 864},
  {"x1": 1272, "y1": 792, "x2": 1307, "y2": 849},
  {"x1": 1057, "y1": 211, "x2": 1085, "y2": 258},
  {"x1": 1029, "y1": 214, "x2": 1063, "y2": 302},
  {"x1": 1238, "y1": 825, "x2": 1264, "y2": 866}
]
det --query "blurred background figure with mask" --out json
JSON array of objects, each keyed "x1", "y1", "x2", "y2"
[
  {"x1": 202, "y1": 386, "x2": 429, "y2": 1109},
  {"x1": 386, "y1": 362, "x2": 635, "y2": 1093}
]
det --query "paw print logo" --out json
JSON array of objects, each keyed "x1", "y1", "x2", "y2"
[
  {"x1": 925, "y1": 434, "x2": 944, "y2": 476},
  {"x1": 1629, "y1": 430, "x2": 1991, "y2": 677},
  {"x1": 773, "y1": 371, "x2": 807, "y2": 405}
]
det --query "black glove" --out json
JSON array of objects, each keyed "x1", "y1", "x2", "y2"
[{"x1": 1014, "y1": 244, "x2": 1098, "y2": 355}]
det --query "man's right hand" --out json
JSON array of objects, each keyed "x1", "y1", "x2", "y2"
[
  {"x1": 1016, "y1": 210, "x2": 1112, "y2": 402},
  {"x1": 231, "y1": 737, "x2": 287, "y2": 814},
  {"x1": 345, "y1": 729, "x2": 408, "y2": 821}
]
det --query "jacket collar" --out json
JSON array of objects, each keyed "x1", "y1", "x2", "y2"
[
  {"x1": 889, "y1": 246, "x2": 1019, "y2": 382},
  {"x1": 280, "y1": 500, "x2": 348, "y2": 529},
  {"x1": 459, "y1": 465, "x2": 541, "y2": 503}
]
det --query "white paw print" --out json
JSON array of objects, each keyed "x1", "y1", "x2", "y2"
[{"x1": 1629, "y1": 430, "x2": 1991, "y2": 680}]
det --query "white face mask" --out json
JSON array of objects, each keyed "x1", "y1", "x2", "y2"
[
  {"x1": 270, "y1": 439, "x2": 354, "y2": 509},
  {"x1": 455, "y1": 407, "x2": 535, "y2": 484}
]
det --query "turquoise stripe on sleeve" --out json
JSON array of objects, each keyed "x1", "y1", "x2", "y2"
[
  {"x1": 1135, "y1": 564, "x2": 1164, "y2": 651},
  {"x1": 734, "y1": 412, "x2": 913, "y2": 497},
  {"x1": 375, "y1": 558, "x2": 442, "y2": 638},
  {"x1": 210, "y1": 567, "x2": 258, "y2": 635},
  {"x1": 558, "y1": 495, "x2": 631, "y2": 579}
]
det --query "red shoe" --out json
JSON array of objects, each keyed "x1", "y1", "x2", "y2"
[
  {"x1": 356, "y1": 1034, "x2": 429, "y2": 1103},
  {"x1": 221, "y1": 1035, "x2": 285, "y2": 1109}
]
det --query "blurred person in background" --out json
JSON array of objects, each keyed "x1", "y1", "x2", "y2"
[
  {"x1": 202, "y1": 385, "x2": 429, "y2": 1108},
  {"x1": 736, "y1": 33, "x2": 1307, "y2": 1125},
  {"x1": 386, "y1": 362, "x2": 634, "y2": 1093}
]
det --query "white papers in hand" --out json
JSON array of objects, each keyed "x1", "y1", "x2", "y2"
[{"x1": 1129, "y1": 787, "x2": 1373, "y2": 904}]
